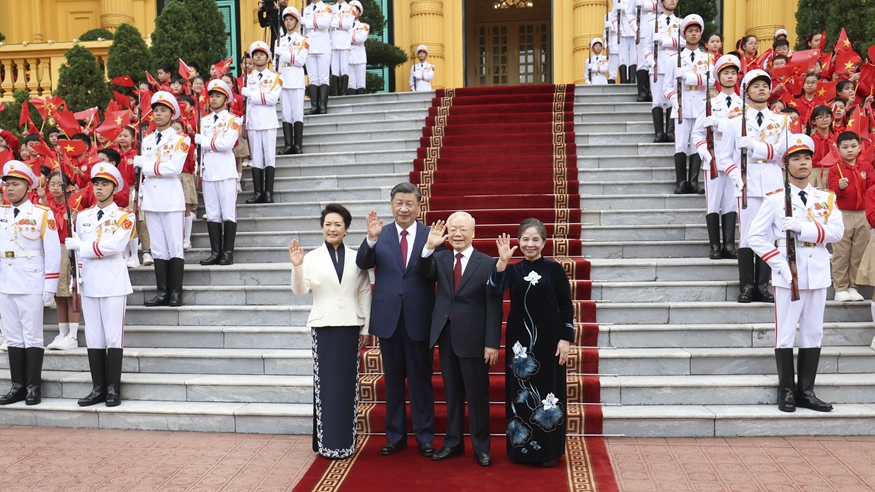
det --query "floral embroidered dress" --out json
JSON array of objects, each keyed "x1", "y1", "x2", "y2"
[{"x1": 487, "y1": 257, "x2": 575, "y2": 463}]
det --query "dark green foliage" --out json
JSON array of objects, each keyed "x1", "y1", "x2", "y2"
[
  {"x1": 795, "y1": 0, "x2": 823, "y2": 51},
  {"x1": 54, "y1": 45, "x2": 112, "y2": 113},
  {"x1": 358, "y1": 0, "x2": 385, "y2": 33},
  {"x1": 79, "y1": 28, "x2": 114, "y2": 41},
  {"x1": 0, "y1": 91, "x2": 44, "y2": 142},
  {"x1": 107, "y1": 23, "x2": 154, "y2": 92},
  {"x1": 675, "y1": 0, "x2": 718, "y2": 41},
  {"x1": 150, "y1": 0, "x2": 200, "y2": 74},
  {"x1": 181, "y1": 0, "x2": 229, "y2": 72},
  {"x1": 365, "y1": 72, "x2": 384, "y2": 93},
  {"x1": 365, "y1": 38, "x2": 407, "y2": 68}
]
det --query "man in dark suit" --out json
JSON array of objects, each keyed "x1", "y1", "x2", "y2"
[
  {"x1": 415, "y1": 211, "x2": 503, "y2": 467},
  {"x1": 356, "y1": 183, "x2": 438, "y2": 457}
]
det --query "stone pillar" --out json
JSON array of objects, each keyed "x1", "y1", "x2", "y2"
[
  {"x1": 572, "y1": 0, "x2": 608, "y2": 85},
  {"x1": 409, "y1": 0, "x2": 445, "y2": 89},
  {"x1": 745, "y1": 0, "x2": 783, "y2": 52},
  {"x1": 101, "y1": 0, "x2": 135, "y2": 32}
]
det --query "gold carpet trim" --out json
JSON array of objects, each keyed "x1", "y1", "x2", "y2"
[
  {"x1": 566, "y1": 436, "x2": 599, "y2": 491},
  {"x1": 309, "y1": 434, "x2": 370, "y2": 492}
]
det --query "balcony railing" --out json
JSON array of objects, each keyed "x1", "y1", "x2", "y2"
[{"x1": 0, "y1": 40, "x2": 113, "y2": 101}]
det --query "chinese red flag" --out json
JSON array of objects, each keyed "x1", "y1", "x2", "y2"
[
  {"x1": 821, "y1": 142, "x2": 842, "y2": 168},
  {"x1": 819, "y1": 51, "x2": 833, "y2": 78},
  {"x1": 19, "y1": 100, "x2": 31, "y2": 128},
  {"x1": 111, "y1": 75, "x2": 137, "y2": 88},
  {"x1": 56, "y1": 139, "x2": 87, "y2": 158},
  {"x1": 178, "y1": 58, "x2": 193, "y2": 81},
  {"x1": 113, "y1": 90, "x2": 133, "y2": 109},
  {"x1": 834, "y1": 27, "x2": 852, "y2": 54},
  {"x1": 145, "y1": 71, "x2": 161, "y2": 91},
  {"x1": 73, "y1": 107, "x2": 99, "y2": 124},
  {"x1": 859, "y1": 63, "x2": 875, "y2": 98},
  {"x1": 754, "y1": 49, "x2": 773, "y2": 71},
  {"x1": 0, "y1": 103, "x2": 4, "y2": 112},
  {"x1": 54, "y1": 110, "x2": 83, "y2": 138},
  {"x1": 30, "y1": 139, "x2": 57, "y2": 159},
  {"x1": 25, "y1": 120, "x2": 40, "y2": 136},
  {"x1": 868, "y1": 45, "x2": 875, "y2": 64},
  {"x1": 214, "y1": 56, "x2": 233, "y2": 79},
  {"x1": 848, "y1": 112, "x2": 870, "y2": 140},
  {"x1": 0, "y1": 149, "x2": 14, "y2": 167},
  {"x1": 789, "y1": 50, "x2": 820, "y2": 73},
  {"x1": 835, "y1": 50, "x2": 863, "y2": 75},
  {"x1": 818, "y1": 30, "x2": 827, "y2": 50}
]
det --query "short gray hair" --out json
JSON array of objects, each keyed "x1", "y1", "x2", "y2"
[
  {"x1": 518, "y1": 218, "x2": 546, "y2": 240},
  {"x1": 446, "y1": 211, "x2": 475, "y2": 228},
  {"x1": 390, "y1": 182, "x2": 422, "y2": 202}
]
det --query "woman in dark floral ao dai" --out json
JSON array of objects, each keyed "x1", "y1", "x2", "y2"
[{"x1": 487, "y1": 218, "x2": 574, "y2": 467}]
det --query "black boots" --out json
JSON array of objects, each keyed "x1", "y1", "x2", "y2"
[
  {"x1": 687, "y1": 154, "x2": 705, "y2": 194},
  {"x1": 636, "y1": 70, "x2": 649, "y2": 102},
  {"x1": 721, "y1": 213, "x2": 738, "y2": 259},
  {"x1": 25, "y1": 347, "x2": 43, "y2": 405},
  {"x1": 737, "y1": 248, "x2": 756, "y2": 303},
  {"x1": 200, "y1": 222, "x2": 223, "y2": 265},
  {"x1": 652, "y1": 107, "x2": 665, "y2": 143},
  {"x1": 309, "y1": 84, "x2": 319, "y2": 114},
  {"x1": 796, "y1": 348, "x2": 832, "y2": 412},
  {"x1": 264, "y1": 166, "x2": 276, "y2": 204},
  {"x1": 754, "y1": 256, "x2": 774, "y2": 302},
  {"x1": 105, "y1": 348, "x2": 124, "y2": 407},
  {"x1": 619, "y1": 65, "x2": 628, "y2": 84},
  {"x1": 628, "y1": 65, "x2": 637, "y2": 84},
  {"x1": 319, "y1": 84, "x2": 330, "y2": 114},
  {"x1": 168, "y1": 258, "x2": 185, "y2": 307},
  {"x1": 246, "y1": 167, "x2": 265, "y2": 204},
  {"x1": 330, "y1": 75, "x2": 340, "y2": 96},
  {"x1": 78, "y1": 349, "x2": 107, "y2": 406},
  {"x1": 220, "y1": 221, "x2": 237, "y2": 266},
  {"x1": 145, "y1": 258, "x2": 170, "y2": 306},
  {"x1": 673, "y1": 152, "x2": 687, "y2": 194},
  {"x1": 665, "y1": 107, "x2": 675, "y2": 142},
  {"x1": 775, "y1": 348, "x2": 796, "y2": 412},
  {"x1": 705, "y1": 213, "x2": 721, "y2": 260},
  {"x1": 356, "y1": 87, "x2": 365, "y2": 95},
  {"x1": 293, "y1": 121, "x2": 304, "y2": 154},
  {"x1": 340, "y1": 74, "x2": 350, "y2": 96},
  {"x1": 281, "y1": 122, "x2": 294, "y2": 155},
  {"x1": 0, "y1": 347, "x2": 26, "y2": 405}
]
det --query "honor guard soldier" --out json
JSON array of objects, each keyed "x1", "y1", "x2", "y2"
[
  {"x1": 330, "y1": 0, "x2": 354, "y2": 96},
  {"x1": 348, "y1": 1, "x2": 369, "y2": 94},
  {"x1": 277, "y1": 6, "x2": 309, "y2": 155},
  {"x1": 65, "y1": 165, "x2": 135, "y2": 407},
  {"x1": 196, "y1": 79, "x2": 240, "y2": 267},
  {"x1": 747, "y1": 134, "x2": 842, "y2": 413},
  {"x1": 634, "y1": 0, "x2": 658, "y2": 101},
  {"x1": 134, "y1": 91, "x2": 189, "y2": 307},
  {"x1": 584, "y1": 38, "x2": 611, "y2": 85},
  {"x1": 642, "y1": 0, "x2": 681, "y2": 143},
  {"x1": 303, "y1": 0, "x2": 333, "y2": 114},
  {"x1": 608, "y1": 0, "x2": 638, "y2": 84},
  {"x1": 692, "y1": 54, "x2": 742, "y2": 260},
  {"x1": 0, "y1": 161, "x2": 61, "y2": 406},
  {"x1": 242, "y1": 41, "x2": 283, "y2": 204},
  {"x1": 720, "y1": 69, "x2": 790, "y2": 303},
  {"x1": 410, "y1": 45, "x2": 435, "y2": 92},
  {"x1": 663, "y1": 14, "x2": 711, "y2": 195}
]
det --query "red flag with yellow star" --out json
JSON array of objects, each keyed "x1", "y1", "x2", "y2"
[
  {"x1": 111, "y1": 75, "x2": 137, "y2": 89},
  {"x1": 834, "y1": 28, "x2": 852, "y2": 54},
  {"x1": 815, "y1": 80, "x2": 837, "y2": 101},
  {"x1": 53, "y1": 110, "x2": 82, "y2": 138},
  {"x1": 848, "y1": 110, "x2": 870, "y2": 140},
  {"x1": 835, "y1": 50, "x2": 863, "y2": 76},
  {"x1": 113, "y1": 90, "x2": 133, "y2": 110},
  {"x1": 213, "y1": 56, "x2": 234, "y2": 79},
  {"x1": 96, "y1": 110, "x2": 130, "y2": 143},
  {"x1": 56, "y1": 139, "x2": 87, "y2": 158}
]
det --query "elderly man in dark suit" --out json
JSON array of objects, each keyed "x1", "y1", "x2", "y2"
[
  {"x1": 356, "y1": 183, "x2": 438, "y2": 457},
  {"x1": 415, "y1": 211, "x2": 503, "y2": 467}
]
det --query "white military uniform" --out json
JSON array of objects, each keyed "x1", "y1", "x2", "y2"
[
  {"x1": 199, "y1": 109, "x2": 241, "y2": 223},
  {"x1": 410, "y1": 46, "x2": 434, "y2": 92},
  {"x1": 642, "y1": 11, "x2": 682, "y2": 108},
  {"x1": 330, "y1": 0, "x2": 354, "y2": 78},
  {"x1": 748, "y1": 184, "x2": 843, "y2": 348},
  {"x1": 349, "y1": 19, "x2": 369, "y2": 91},
  {"x1": 585, "y1": 54, "x2": 611, "y2": 85},
  {"x1": 244, "y1": 66, "x2": 283, "y2": 169},
  {"x1": 278, "y1": 29, "x2": 310, "y2": 124},
  {"x1": 0, "y1": 198, "x2": 61, "y2": 349},
  {"x1": 664, "y1": 46, "x2": 712, "y2": 154},
  {"x1": 72, "y1": 202, "x2": 134, "y2": 349},
  {"x1": 302, "y1": 0, "x2": 333, "y2": 86},
  {"x1": 692, "y1": 90, "x2": 743, "y2": 214},
  {"x1": 139, "y1": 126, "x2": 189, "y2": 260},
  {"x1": 608, "y1": 0, "x2": 637, "y2": 68},
  {"x1": 635, "y1": 1, "x2": 658, "y2": 73}
]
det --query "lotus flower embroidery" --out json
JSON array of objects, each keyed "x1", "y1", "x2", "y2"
[{"x1": 523, "y1": 270, "x2": 541, "y2": 285}]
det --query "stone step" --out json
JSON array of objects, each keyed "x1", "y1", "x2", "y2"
[
  {"x1": 583, "y1": 224, "x2": 706, "y2": 242},
  {"x1": 232, "y1": 200, "x2": 388, "y2": 219},
  {"x1": 596, "y1": 301, "x2": 872, "y2": 326},
  {"x1": 302, "y1": 108, "x2": 428, "y2": 125},
  {"x1": 0, "y1": 398, "x2": 311, "y2": 434},
  {"x1": 306, "y1": 117, "x2": 427, "y2": 133},
  {"x1": 583, "y1": 240, "x2": 710, "y2": 259},
  {"x1": 589, "y1": 258, "x2": 738, "y2": 282},
  {"x1": 579, "y1": 167, "x2": 699, "y2": 183},
  {"x1": 276, "y1": 149, "x2": 416, "y2": 166},
  {"x1": 266, "y1": 173, "x2": 409, "y2": 191},
  {"x1": 301, "y1": 128, "x2": 423, "y2": 144},
  {"x1": 583, "y1": 208, "x2": 706, "y2": 226},
  {"x1": 190, "y1": 229, "x2": 369, "y2": 248},
  {"x1": 301, "y1": 137, "x2": 420, "y2": 153},
  {"x1": 576, "y1": 154, "x2": 674, "y2": 169},
  {"x1": 127, "y1": 285, "x2": 301, "y2": 307},
  {"x1": 581, "y1": 179, "x2": 705, "y2": 195},
  {"x1": 592, "y1": 281, "x2": 738, "y2": 302},
  {"x1": 602, "y1": 404, "x2": 875, "y2": 437},
  {"x1": 44, "y1": 305, "x2": 311, "y2": 327},
  {"x1": 575, "y1": 111, "x2": 656, "y2": 124},
  {"x1": 276, "y1": 160, "x2": 414, "y2": 178},
  {"x1": 581, "y1": 194, "x2": 703, "y2": 210},
  {"x1": 306, "y1": 99, "x2": 431, "y2": 114},
  {"x1": 180, "y1": 246, "x2": 292, "y2": 264},
  {"x1": 42, "y1": 324, "x2": 311, "y2": 350}
]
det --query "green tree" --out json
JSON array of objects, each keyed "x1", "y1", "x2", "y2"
[
  {"x1": 107, "y1": 23, "x2": 154, "y2": 92},
  {"x1": 354, "y1": 0, "x2": 407, "y2": 90},
  {"x1": 79, "y1": 28, "x2": 114, "y2": 41},
  {"x1": 359, "y1": 0, "x2": 385, "y2": 32},
  {"x1": 366, "y1": 39, "x2": 407, "y2": 68},
  {"x1": 150, "y1": 0, "x2": 199, "y2": 74},
  {"x1": 675, "y1": 0, "x2": 718, "y2": 40},
  {"x1": 795, "y1": 0, "x2": 822, "y2": 50},
  {"x1": 0, "y1": 91, "x2": 45, "y2": 142},
  {"x1": 54, "y1": 44, "x2": 112, "y2": 113},
  {"x1": 181, "y1": 0, "x2": 228, "y2": 71}
]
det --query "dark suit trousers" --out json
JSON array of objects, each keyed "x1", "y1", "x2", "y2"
[
  {"x1": 379, "y1": 315, "x2": 436, "y2": 444},
  {"x1": 438, "y1": 321, "x2": 491, "y2": 454}
]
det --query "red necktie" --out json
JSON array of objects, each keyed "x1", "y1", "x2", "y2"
[
  {"x1": 453, "y1": 253, "x2": 463, "y2": 291},
  {"x1": 400, "y1": 230, "x2": 408, "y2": 267}
]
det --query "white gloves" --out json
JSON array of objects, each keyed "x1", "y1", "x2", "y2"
[
  {"x1": 133, "y1": 156, "x2": 145, "y2": 169},
  {"x1": 42, "y1": 291, "x2": 54, "y2": 304},
  {"x1": 778, "y1": 263, "x2": 793, "y2": 284},
  {"x1": 241, "y1": 87, "x2": 253, "y2": 98},
  {"x1": 702, "y1": 115, "x2": 720, "y2": 129},
  {"x1": 782, "y1": 217, "x2": 803, "y2": 234},
  {"x1": 728, "y1": 168, "x2": 744, "y2": 190},
  {"x1": 65, "y1": 237, "x2": 81, "y2": 251},
  {"x1": 697, "y1": 146, "x2": 712, "y2": 167},
  {"x1": 737, "y1": 136, "x2": 756, "y2": 151},
  {"x1": 194, "y1": 134, "x2": 204, "y2": 145}
]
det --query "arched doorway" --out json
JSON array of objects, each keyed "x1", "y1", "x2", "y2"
[{"x1": 464, "y1": 0, "x2": 552, "y2": 87}]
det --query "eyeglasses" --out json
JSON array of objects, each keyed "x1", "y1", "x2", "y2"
[
  {"x1": 448, "y1": 228, "x2": 472, "y2": 234},
  {"x1": 814, "y1": 115, "x2": 832, "y2": 121}
]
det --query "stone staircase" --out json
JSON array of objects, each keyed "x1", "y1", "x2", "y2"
[{"x1": 2, "y1": 86, "x2": 874, "y2": 437}]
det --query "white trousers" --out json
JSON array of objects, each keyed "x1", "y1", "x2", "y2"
[
  {"x1": 82, "y1": 295, "x2": 126, "y2": 349},
  {"x1": 617, "y1": 37, "x2": 636, "y2": 66},
  {"x1": 737, "y1": 196, "x2": 764, "y2": 249},
  {"x1": 204, "y1": 179, "x2": 238, "y2": 223},
  {"x1": 145, "y1": 210, "x2": 184, "y2": 260},
  {"x1": 349, "y1": 64, "x2": 366, "y2": 89},
  {"x1": 0, "y1": 294, "x2": 43, "y2": 348},
  {"x1": 306, "y1": 53, "x2": 331, "y2": 85},
  {"x1": 703, "y1": 169, "x2": 737, "y2": 215},
  {"x1": 650, "y1": 73, "x2": 668, "y2": 108},
  {"x1": 280, "y1": 88, "x2": 305, "y2": 123},
  {"x1": 774, "y1": 287, "x2": 826, "y2": 349},
  {"x1": 331, "y1": 49, "x2": 349, "y2": 76},
  {"x1": 674, "y1": 117, "x2": 696, "y2": 154},
  {"x1": 248, "y1": 129, "x2": 277, "y2": 169}
]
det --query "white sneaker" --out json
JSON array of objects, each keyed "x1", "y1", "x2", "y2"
[
  {"x1": 202, "y1": 214, "x2": 208, "y2": 220},
  {"x1": 46, "y1": 333, "x2": 66, "y2": 350},
  {"x1": 835, "y1": 291, "x2": 852, "y2": 302},
  {"x1": 52, "y1": 335, "x2": 79, "y2": 351},
  {"x1": 142, "y1": 252, "x2": 154, "y2": 266},
  {"x1": 242, "y1": 158, "x2": 252, "y2": 168},
  {"x1": 237, "y1": 182, "x2": 242, "y2": 193},
  {"x1": 44, "y1": 298, "x2": 57, "y2": 309},
  {"x1": 126, "y1": 255, "x2": 140, "y2": 269},
  {"x1": 183, "y1": 241, "x2": 192, "y2": 250},
  {"x1": 848, "y1": 288, "x2": 865, "y2": 301}
]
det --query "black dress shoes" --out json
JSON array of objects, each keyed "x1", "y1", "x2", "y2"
[
  {"x1": 381, "y1": 440, "x2": 407, "y2": 456},
  {"x1": 542, "y1": 458, "x2": 560, "y2": 468},
  {"x1": 475, "y1": 452, "x2": 491, "y2": 467},
  {"x1": 432, "y1": 446, "x2": 464, "y2": 461},
  {"x1": 418, "y1": 442, "x2": 436, "y2": 457}
]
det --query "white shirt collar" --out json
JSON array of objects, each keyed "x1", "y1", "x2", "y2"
[{"x1": 453, "y1": 245, "x2": 474, "y2": 259}]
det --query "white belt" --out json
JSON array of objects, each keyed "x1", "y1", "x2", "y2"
[
  {"x1": 89, "y1": 254, "x2": 124, "y2": 261},
  {"x1": 2, "y1": 250, "x2": 44, "y2": 258},
  {"x1": 776, "y1": 240, "x2": 817, "y2": 248}
]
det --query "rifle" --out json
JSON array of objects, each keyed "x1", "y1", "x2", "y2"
[
  {"x1": 588, "y1": 55, "x2": 593, "y2": 85},
  {"x1": 616, "y1": 9, "x2": 621, "y2": 45},
  {"x1": 705, "y1": 71, "x2": 718, "y2": 179},
  {"x1": 652, "y1": 12, "x2": 658, "y2": 83},
  {"x1": 676, "y1": 27, "x2": 683, "y2": 121},
  {"x1": 635, "y1": 6, "x2": 641, "y2": 45},
  {"x1": 241, "y1": 36, "x2": 250, "y2": 141},
  {"x1": 782, "y1": 129, "x2": 800, "y2": 301},
  {"x1": 741, "y1": 83, "x2": 748, "y2": 209},
  {"x1": 57, "y1": 153, "x2": 81, "y2": 313}
]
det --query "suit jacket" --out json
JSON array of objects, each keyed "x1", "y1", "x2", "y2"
[
  {"x1": 291, "y1": 243, "x2": 372, "y2": 334},
  {"x1": 356, "y1": 221, "x2": 437, "y2": 341},
  {"x1": 415, "y1": 248, "x2": 503, "y2": 358}
]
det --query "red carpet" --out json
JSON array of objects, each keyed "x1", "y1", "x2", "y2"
[{"x1": 295, "y1": 84, "x2": 618, "y2": 492}]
